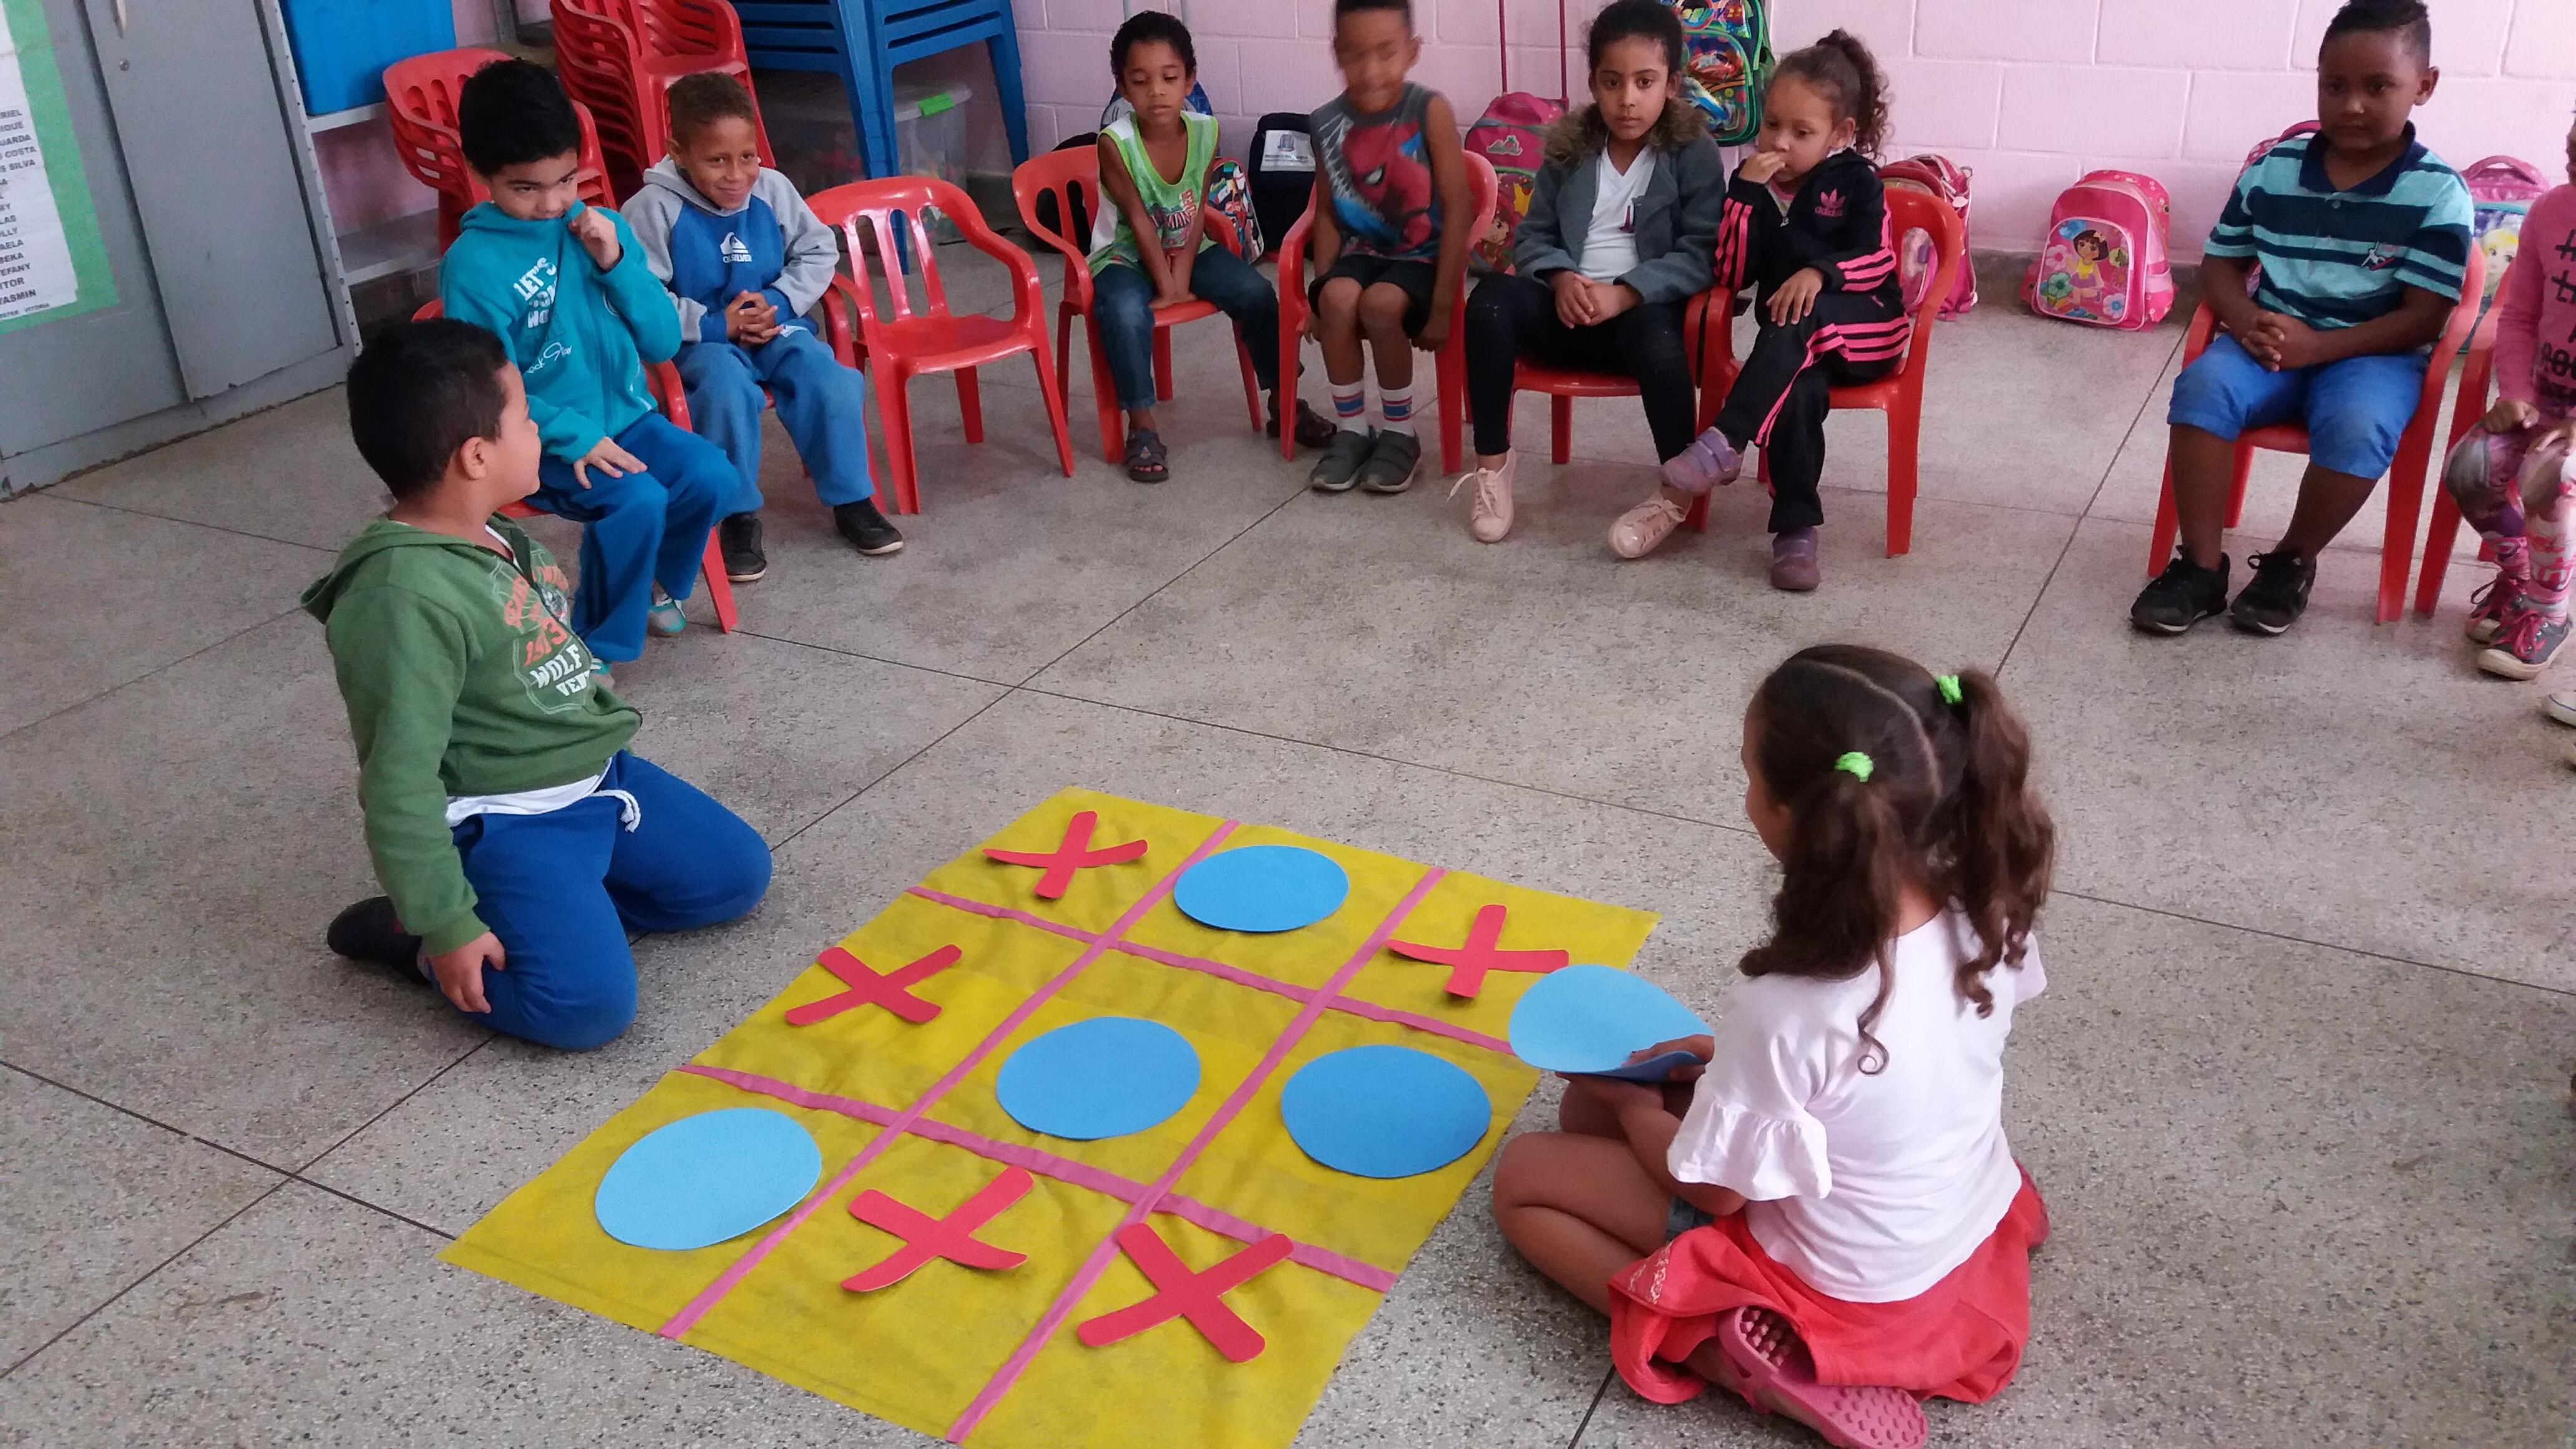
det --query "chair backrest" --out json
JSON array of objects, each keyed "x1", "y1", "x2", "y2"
[
  {"x1": 554, "y1": 0, "x2": 773, "y2": 171},
  {"x1": 628, "y1": 0, "x2": 751, "y2": 65},
  {"x1": 809, "y1": 175, "x2": 1038, "y2": 351},
  {"x1": 1885, "y1": 185, "x2": 1964, "y2": 382},
  {"x1": 383, "y1": 47, "x2": 515, "y2": 193},
  {"x1": 1009, "y1": 145, "x2": 1253, "y2": 304}
]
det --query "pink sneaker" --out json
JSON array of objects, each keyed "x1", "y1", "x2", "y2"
[
  {"x1": 2464, "y1": 576, "x2": 2522, "y2": 645},
  {"x1": 1717, "y1": 1306, "x2": 1927, "y2": 1449},
  {"x1": 1662, "y1": 427, "x2": 1743, "y2": 495},
  {"x1": 1608, "y1": 494, "x2": 1688, "y2": 559},
  {"x1": 1450, "y1": 453, "x2": 1516, "y2": 543}
]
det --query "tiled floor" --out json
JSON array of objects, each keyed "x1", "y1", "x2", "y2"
[{"x1": 4, "y1": 242, "x2": 2570, "y2": 1448}]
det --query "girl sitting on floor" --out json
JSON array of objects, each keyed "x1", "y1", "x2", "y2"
[
  {"x1": 1491, "y1": 644, "x2": 2057, "y2": 1449},
  {"x1": 1447, "y1": 0, "x2": 1726, "y2": 545}
]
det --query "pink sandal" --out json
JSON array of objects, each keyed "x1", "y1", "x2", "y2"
[{"x1": 1717, "y1": 1306, "x2": 1927, "y2": 1449}]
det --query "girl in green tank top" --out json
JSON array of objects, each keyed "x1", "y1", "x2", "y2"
[{"x1": 1088, "y1": 12, "x2": 1335, "y2": 482}]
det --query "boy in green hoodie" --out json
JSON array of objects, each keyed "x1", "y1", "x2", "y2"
[
  {"x1": 438, "y1": 59, "x2": 733, "y2": 665},
  {"x1": 306, "y1": 320, "x2": 771, "y2": 1050}
]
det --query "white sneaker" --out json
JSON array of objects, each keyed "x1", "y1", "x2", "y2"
[
  {"x1": 1608, "y1": 494, "x2": 1687, "y2": 560},
  {"x1": 2543, "y1": 690, "x2": 2576, "y2": 728},
  {"x1": 1451, "y1": 453, "x2": 1517, "y2": 543}
]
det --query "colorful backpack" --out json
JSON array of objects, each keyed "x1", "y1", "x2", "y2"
[
  {"x1": 1879, "y1": 154, "x2": 1975, "y2": 320},
  {"x1": 2460, "y1": 155, "x2": 2549, "y2": 308},
  {"x1": 1674, "y1": 0, "x2": 1770, "y2": 146},
  {"x1": 1465, "y1": 95, "x2": 1562, "y2": 274},
  {"x1": 2022, "y1": 170, "x2": 2175, "y2": 330}
]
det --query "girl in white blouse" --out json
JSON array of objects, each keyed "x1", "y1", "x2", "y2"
[{"x1": 1492, "y1": 645, "x2": 2056, "y2": 1449}]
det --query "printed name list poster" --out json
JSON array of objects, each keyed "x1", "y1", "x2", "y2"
[{"x1": 0, "y1": 0, "x2": 113, "y2": 333}]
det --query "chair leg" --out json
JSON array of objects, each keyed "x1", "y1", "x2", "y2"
[
  {"x1": 2225, "y1": 446, "x2": 2252, "y2": 529},
  {"x1": 1551, "y1": 396, "x2": 1572, "y2": 466},
  {"x1": 698, "y1": 535, "x2": 738, "y2": 632},
  {"x1": 1153, "y1": 328, "x2": 1175, "y2": 402},
  {"x1": 2378, "y1": 446, "x2": 2434, "y2": 627},
  {"x1": 1684, "y1": 492, "x2": 1709, "y2": 533},
  {"x1": 956, "y1": 368, "x2": 984, "y2": 445},
  {"x1": 985, "y1": 28, "x2": 1032, "y2": 163},
  {"x1": 1885, "y1": 404, "x2": 1918, "y2": 559},
  {"x1": 2414, "y1": 486, "x2": 2464, "y2": 618},
  {"x1": 1234, "y1": 327, "x2": 1264, "y2": 431},
  {"x1": 1281, "y1": 301, "x2": 1304, "y2": 462},
  {"x1": 1056, "y1": 306, "x2": 1074, "y2": 415},
  {"x1": 2148, "y1": 456, "x2": 2182, "y2": 575},
  {"x1": 880, "y1": 374, "x2": 920, "y2": 514},
  {"x1": 1030, "y1": 345, "x2": 1078, "y2": 478},
  {"x1": 1086, "y1": 316, "x2": 1123, "y2": 463}
]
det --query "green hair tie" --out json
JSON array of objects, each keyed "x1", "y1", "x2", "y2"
[
  {"x1": 1935, "y1": 674, "x2": 1964, "y2": 707},
  {"x1": 1834, "y1": 751, "x2": 1875, "y2": 781}
]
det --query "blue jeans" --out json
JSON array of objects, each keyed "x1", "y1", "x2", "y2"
[
  {"x1": 451, "y1": 753, "x2": 770, "y2": 1050},
  {"x1": 1093, "y1": 245, "x2": 1281, "y2": 412},
  {"x1": 534, "y1": 412, "x2": 733, "y2": 662},
  {"x1": 2167, "y1": 334, "x2": 2428, "y2": 480},
  {"x1": 673, "y1": 326, "x2": 877, "y2": 514}
]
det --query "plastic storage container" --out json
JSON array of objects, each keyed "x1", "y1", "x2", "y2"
[
  {"x1": 760, "y1": 71, "x2": 975, "y2": 240},
  {"x1": 278, "y1": 0, "x2": 457, "y2": 115}
]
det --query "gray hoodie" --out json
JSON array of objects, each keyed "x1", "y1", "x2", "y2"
[{"x1": 622, "y1": 158, "x2": 841, "y2": 342}]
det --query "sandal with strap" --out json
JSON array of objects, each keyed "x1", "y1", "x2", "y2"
[
  {"x1": 1125, "y1": 426, "x2": 1169, "y2": 484},
  {"x1": 1717, "y1": 1306, "x2": 1927, "y2": 1449},
  {"x1": 1268, "y1": 399, "x2": 1339, "y2": 450}
]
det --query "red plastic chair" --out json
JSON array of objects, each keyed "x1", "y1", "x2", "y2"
[
  {"x1": 2147, "y1": 244, "x2": 2484, "y2": 624},
  {"x1": 408, "y1": 300, "x2": 738, "y2": 632},
  {"x1": 383, "y1": 49, "x2": 619, "y2": 246},
  {"x1": 1681, "y1": 185, "x2": 1965, "y2": 557},
  {"x1": 807, "y1": 177, "x2": 1075, "y2": 514},
  {"x1": 550, "y1": 0, "x2": 774, "y2": 201},
  {"x1": 2411, "y1": 303, "x2": 2504, "y2": 618},
  {"x1": 1510, "y1": 291, "x2": 1732, "y2": 464},
  {"x1": 1274, "y1": 151, "x2": 1500, "y2": 471},
  {"x1": 1009, "y1": 147, "x2": 1265, "y2": 464}
]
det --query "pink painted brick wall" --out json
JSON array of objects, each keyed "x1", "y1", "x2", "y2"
[{"x1": 1011, "y1": 0, "x2": 2576, "y2": 258}]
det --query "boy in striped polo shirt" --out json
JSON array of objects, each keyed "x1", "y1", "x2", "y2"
[{"x1": 2132, "y1": 0, "x2": 2473, "y2": 637}]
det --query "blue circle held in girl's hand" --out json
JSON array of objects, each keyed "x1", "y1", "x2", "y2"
[
  {"x1": 1172, "y1": 844, "x2": 1350, "y2": 933},
  {"x1": 593, "y1": 1108, "x2": 823, "y2": 1251},
  {"x1": 996, "y1": 1016, "x2": 1202, "y2": 1140},
  {"x1": 1280, "y1": 1045, "x2": 1492, "y2": 1179}
]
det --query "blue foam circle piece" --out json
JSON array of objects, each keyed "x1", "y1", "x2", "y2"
[
  {"x1": 593, "y1": 1108, "x2": 822, "y2": 1251},
  {"x1": 1172, "y1": 844, "x2": 1350, "y2": 934},
  {"x1": 995, "y1": 1017, "x2": 1201, "y2": 1140},
  {"x1": 1506, "y1": 964, "x2": 1713, "y2": 1076},
  {"x1": 1279, "y1": 1045, "x2": 1491, "y2": 1179}
]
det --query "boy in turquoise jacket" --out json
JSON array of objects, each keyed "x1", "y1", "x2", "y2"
[
  {"x1": 438, "y1": 59, "x2": 734, "y2": 665},
  {"x1": 306, "y1": 320, "x2": 770, "y2": 1049}
]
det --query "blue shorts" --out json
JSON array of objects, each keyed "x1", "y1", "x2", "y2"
[{"x1": 2166, "y1": 333, "x2": 2428, "y2": 481}]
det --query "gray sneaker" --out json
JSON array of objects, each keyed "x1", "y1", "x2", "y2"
[
  {"x1": 1309, "y1": 429, "x2": 1375, "y2": 492},
  {"x1": 1357, "y1": 430, "x2": 1422, "y2": 494}
]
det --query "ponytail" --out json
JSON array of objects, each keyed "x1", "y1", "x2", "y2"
[
  {"x1": 1773, "y1": 28, "x2": 1892, "y2": 158},
  {"x1": 1941, "y1": 669, "x2": 2054, "y2": 1012}
]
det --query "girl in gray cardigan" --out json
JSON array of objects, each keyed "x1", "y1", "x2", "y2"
[{"x1": 1452, "y1": 0, "x2": 1724, "y2": 545}]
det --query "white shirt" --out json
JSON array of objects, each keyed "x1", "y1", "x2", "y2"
[
  {"x1": 1667, "y1": 912, "x2": 2044, "y2": 1302},
  {"x1": 1579, "y1": 149, "x2": 1657, "y2": 283}
]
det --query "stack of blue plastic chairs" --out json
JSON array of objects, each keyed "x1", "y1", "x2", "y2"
[{"x1": 738, "y1": 0, "x2": 1032, "y2": 178}]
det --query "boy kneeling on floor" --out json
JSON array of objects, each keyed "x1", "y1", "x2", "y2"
[{"x1": 308, "y1": 321, "x2": 772, "y2": 1050}]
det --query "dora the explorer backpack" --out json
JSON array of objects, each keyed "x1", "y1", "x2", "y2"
[
  {"x1": 2022, "y1": 170, "x2": 2175, "y2": 329},
  {"x1": 1674, "y1": 0, "x2": 1770, "y2": 145},
  {"x1": 1463, "y1": 0, "x2": 1568, "y2": 273},
  {"x1": 1880, "y1": 154, "x2": 1976, "y2": 319}
]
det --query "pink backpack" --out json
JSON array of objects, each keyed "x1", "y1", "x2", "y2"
[
  {"x1": 2460, "y1": 155, "x2": 2549, "y2": 306},
  {"x1": 1464, "y1": 0, "x2": 1568, "y2": 273},
  {"x1": 2022, "y1": 170, "x2": 2175, "y2": 330},
  {"x1": 1879, "y1": 154, "x2": 1975, "y2": 319}
]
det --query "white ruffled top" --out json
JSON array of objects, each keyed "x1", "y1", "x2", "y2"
[{"x1": 1668, "y1": 910, "x2": 2044, "y2": 1303}]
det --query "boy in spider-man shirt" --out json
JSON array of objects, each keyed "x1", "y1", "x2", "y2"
[{"x1": 1302, "y1": 0, "x2": 1474, "y2": 496}]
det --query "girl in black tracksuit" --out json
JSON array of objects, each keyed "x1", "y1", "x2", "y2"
[{"x1": 1613, "y1": 31, "x2": 1903, "y2": 591}]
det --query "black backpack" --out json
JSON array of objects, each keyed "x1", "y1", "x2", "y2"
[
  {"x1": 1030, "y1": 133, "x2": 1099, "y2": 251},
  {"x1": 1246, "y1": 112, "x2": 1314, "y2": 250}
]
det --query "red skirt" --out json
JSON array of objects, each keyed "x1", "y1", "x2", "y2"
[{"x1": 1608, "y1": 1171, "x2": 2049, "y2": 1405}]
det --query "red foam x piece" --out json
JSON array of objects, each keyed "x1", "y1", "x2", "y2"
[
  {"x1": 1076, "y1": 1223, "x2": 1291, "y2": 1363},
  {"x1": 1387, "y1": 902, "x2": 1570, "y2": 998},
  {"x1": 842, "y1": 1167, "x2": 1034, "y2": 1291},
  {"x1": 784, "y1": 944, "x2": 962, "y2": 1027},
  {"x1": 982, "y1": 809, "x2": 1149, "y2": 899}
]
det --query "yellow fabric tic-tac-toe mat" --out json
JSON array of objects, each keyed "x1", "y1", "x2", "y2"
[{"x1": 442, "y1": 788, "x2": 1659, "y2": 1449}]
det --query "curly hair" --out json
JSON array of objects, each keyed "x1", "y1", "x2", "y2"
[{"x1": 1770, "y1": 29, "x2": 1891, "y2": 158}]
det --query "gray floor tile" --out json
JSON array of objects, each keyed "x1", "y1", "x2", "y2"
[
  {"x1": 49, "y1": 389, "x2": 379, "y2": 552},
  {"x1": 0, "y1": 495, "x2": 328, "y2": 737},
  {"x1": 1033, "y1": 481, "x2": 2080, "y2": 824},
  {"x1": 2001, "y1": 516, "x2": 2575, "y2": 991},
  {"x1": 0, "y1": 1068, "x2": 282, "y2": 1370},
  {"x1": 0, "y1": 1183, "x2": 926, "y2": 1448}
]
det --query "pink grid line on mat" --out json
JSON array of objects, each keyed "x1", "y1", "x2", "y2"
[
  {"x1": 907, "y1": 886, "x2": 1514, "y2": 1056},
  {"x1": 944, "y1": 864, "x2": 1451, "y2": 1444},
  {"x1": 655, "y1": 819, "x2": 1243, "y2": 1341},
  {"x1": 676, "y1": 1063, "x2": 1399, "y2": 1293}
]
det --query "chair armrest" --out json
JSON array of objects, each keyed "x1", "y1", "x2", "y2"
[
  {"x1": 945, "y1": 184, "x2": 1050, "y2": 326},
  {"x1": 1274, "y1": 207, "x2": 1315, "y2": 327},
  {"x1": 1012, "y1": 187, "x2": 1096, "y2": 314},
  {"x1": 647, "y1": 360, "x2": 693, "y2": 431}
]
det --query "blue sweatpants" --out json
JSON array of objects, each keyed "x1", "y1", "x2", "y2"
[
  {"x1": 451, "y1": 752, "x2": 771, "y2": 1050},
  {"x1": 672, "y1": 326, "x2": 879, "y2": 514},
  {"x1": 534, "y1": 412, "x2": 734, "y2": 663},
  {"x1": 2167, "y1": 334, "x2": 2427, "y2": 480}
]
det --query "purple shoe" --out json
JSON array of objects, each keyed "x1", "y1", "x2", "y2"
[{"x1": 1661, "y1": 428, "x2": 1743, "y2": 495}]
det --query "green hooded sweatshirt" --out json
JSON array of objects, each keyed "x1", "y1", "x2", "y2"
[
  {"x1": 438, "y1": 200, "x2": 681, "y2": 464},
  {"x1": 301, "y1": 515, "x2": 640, "y2": 955}
]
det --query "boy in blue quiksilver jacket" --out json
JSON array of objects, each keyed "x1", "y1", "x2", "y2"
[
  {"x1": 437, "y1": 59, "x2": 733, "y2": 666},
  {"x1": 623, "y1": 71, "x2": 903, "y2": 580}
]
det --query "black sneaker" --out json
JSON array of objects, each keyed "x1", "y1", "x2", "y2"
[
  {"x1": 2130, "y1": 550, "x2": 2230, "y2": 635},
  {"x1": 326, "y1": 896, "x2": 426, "y2": 982},
  {"x1": 834, "y1": 498, "x2": 905, "y2": 556},
  {"x1": 718, "y1": 512, "x2": 766, "y2": 582},
  {"x1": 2229, "y1": 549, "x2": 2316, "y2": 635}
]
